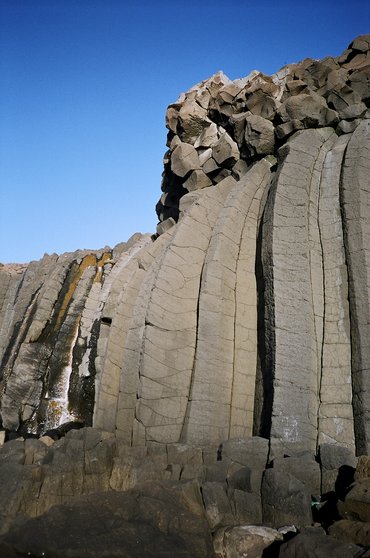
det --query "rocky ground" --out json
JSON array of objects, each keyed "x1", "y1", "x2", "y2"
[{"x1": 0, "y1": 427, "x2": 369, "y2": 557}]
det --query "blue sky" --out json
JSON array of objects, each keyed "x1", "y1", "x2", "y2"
[{"x1": 1, "y1": 0, "x2": 369, "y2": 263}]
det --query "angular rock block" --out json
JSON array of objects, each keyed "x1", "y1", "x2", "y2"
[{"x1": 261, "y1": 469, "x2": 312, "y2": 528}]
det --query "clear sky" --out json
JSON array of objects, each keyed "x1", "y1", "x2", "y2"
[{"x1": 0, "y1": 0, "x2": 369, "y2": 263}]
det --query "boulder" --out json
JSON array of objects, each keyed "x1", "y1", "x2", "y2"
[
  {"x1": 203, "y1": 156, "x2": 220, "y2": 174},
  {"x1": 355, "y1": 455, "x2": 370, "y2": 481},
  {"x1": 284, "y1": 79, "x2": 308, "y2": 97},
  {"x1": 227, "y1": 465, "x2": 263, "y2": 494},
  {"x1": 261, "y1": 469, "x2": 312, "y2": 528},
  {"x1": 278, "y1": 91, "x2": 339, "y2": 128},
  {"x1": 229, "y1": 112, "x2": 248, "y2": 147},
  {"x1": 244, "y1": 113, "x2": 275, "y2": 156},
  {"x1": 279, "y1": 531, "x2": 362, "y2": 558},
  {"x1": 212, "y1": 132, "x2": 240, "y2": 166},
  {"x1": 213, "y1": 525, "x2": 283, "y2": 558},
  {"x1": 231, "y1": 159, "x2": 249, "y2": 179},
  {"x1": 272, "y1": 455, "x2": 321, "y2": 497},
  {"x1": 337, "y1": 119, "x2": 360, "y2": 134},
  {"x1": 275, "y1": 118, "x2": 304, "y2": 140},
  {"x1": 329, "y1": 518, "x2": 370, "y2": 546},
  {"x1": 205, "y1": 460, "x2": 232, "y2": 483},
  {"x1": 212, "y1": 168, "x2": 232, "y2": 183},
  {"x1": 198, "y1": 147, "x2": 213, "y2": 166},
  {"x1": 171, "y1": 142, "x2": 201, "y2": 177},
  {"x1": 183, "y1": 169, "x2": 212, "y2": 191},
  {"x1": 246, "y1": 90, "x2": 278, "y2": 120},
  {"x1": 339, "y1": 101, "x2": 367, "y2": 119},
  {"x1": 178, "y1": 99, "x2": 209, "y2": 142},
  {"x1": 319, "y1": 444, "x2": 357, "y2": 495},
  {"x1": 167, "y1": 443, "x2": 203, "y2": 466},
  {"x1": 326, "y1": 87, "x2": 362, "y2": 113},
  {"x1": 201, "y1": 481, "x2": 234, "y2": 530},
  {"x1": 165, "y1": 104, "x2": 180, "y2": 133},
  {"x1": 194, "y1": 122, "x2": 219, "y2": 148},
  {"x1": 156, "y1": 216, "x2": 176, "y2": 235},
  {"x1": 341, "y1": 478, "x2": 370, "y2": 522},
  {"x1": 0, "y1": 440, "x2": 25, "y2": 465},
  {"x1": 229, "y1": 489, "x2": 262, "y2": 524},
  {"x1": 319, "y1": 444, "x2": 357, "y2": 471}
]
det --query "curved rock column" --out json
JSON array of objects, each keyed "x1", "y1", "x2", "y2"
[
  {"x1": 263, "y1": 128, "x2": 335, "y2": 456},
  {"x1": 341, "y1": 119, "x2": 370, "y2": 454},
  {"x1": 133, "y1": 178, "x2": 234, "y2": 444},
  {"x1": 317, "y1": 133, "x2": 354, "y2": 449},
  {"x1": 181, "y1": 161, "x2": 273, "y2": 444}
]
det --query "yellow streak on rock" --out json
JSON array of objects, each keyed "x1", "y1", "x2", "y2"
[
  {"x1": 93, "y1": 252, "x2": 112, "y2": 283},
  {"x1": 55, "y1": 254, "x2": 97, "y2": 330}
]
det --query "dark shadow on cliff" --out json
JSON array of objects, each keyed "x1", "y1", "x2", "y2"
[{"x1": 253, "y1": 190, "x2": 274, "y2": 439}]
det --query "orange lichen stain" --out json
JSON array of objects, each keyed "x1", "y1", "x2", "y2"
[
  {"x1": 55, "y1": 254, "x2": 97, "y2": 330},
  {"x1": 93, "y1": 251, "x2": 112, "y2": 283},
  {"x1": 46, "y1": 400, "x2": 62, "y2": 423}
]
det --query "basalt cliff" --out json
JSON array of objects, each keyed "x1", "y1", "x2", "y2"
[{"x1": 1, "y1": 35, "x2": 370, "y2": 557}]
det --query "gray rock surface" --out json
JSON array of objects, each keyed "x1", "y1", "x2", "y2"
[
  {"x1": 1, "y1": 34, "x2": 370, "y2": 457},
  {"x1": 261, "y1": 469, "x2": 312, "y2": 528},
  {"x1": 1, "y1": 34, "x2": 370, "y2": 557},
  {"x1": 0, "y1": 480, "x2": 214, "y2": 558},
  {"x1": 0, "y1": 427, "x2": 367, "y2": 556},
  {"x1": 213, "y1": 525, "x2": 283, "y2": 558},
  {"x1": 279, "y1": 531, "x2": 362, "y2": 558}
]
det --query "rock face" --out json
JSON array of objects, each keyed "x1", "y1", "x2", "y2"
[{"x1": 1, "y1": 35, "x2": 370, "y2": 461}]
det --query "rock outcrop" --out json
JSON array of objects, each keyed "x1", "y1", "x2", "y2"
[
  {"x1": 1, "y1": 36, "x2": 370, "y2": 459},
  {"x1": 1, "y1": 33, "x2": 370, "y2": 557}
]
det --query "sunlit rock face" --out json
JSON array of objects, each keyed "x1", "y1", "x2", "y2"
[
  {"x1": 1, "y1": 35, "x2": 370, "y2": 456},
  {"x1": 0, "y1": 235, "x2": 152, "y2": 435}
]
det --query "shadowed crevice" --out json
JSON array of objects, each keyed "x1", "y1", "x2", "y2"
[{"x1": 253, "y1": 184, "x2": 276, "y2": 439}]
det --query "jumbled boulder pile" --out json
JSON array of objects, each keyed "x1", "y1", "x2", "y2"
[{"x1": 156, "y1": 34, "x2": 370, "y2": 227}]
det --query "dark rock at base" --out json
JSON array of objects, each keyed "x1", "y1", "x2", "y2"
[
  {"x1": 219, "y1": 437, "x2": 269, "y2": 469},
  {"x1": 278, "y1": 531, "x2": 362, "y2": 558},
  {"x1": 202, "y1": 481, "x2": 234, "y2": 530},
  {"x1": 319, "y1": 444, "x2": 357, "y2": 495},
  {"x1": 355, "y1": 455, "x2": 370, "y2": 481},
  {"x1": 340, "y1": 478, "x2": 370, "y2": 522},
  {"x1": 319, "y1": 444, "x2": 357, "y2": 471},
  {"x1": 329, "y1": 518, "x2": 370, "y2": 546},
  {"x1": 229, "y1": 489, "x2": 262, "y2": 524},
  {"x1": 272, "y1": 455, "x2": 321, "y2": 498},
  {"x1": 0, "y1": 542, "x2": 19, "y2": 558},
  {"x1": 0, "y1": 480, "x2": 214, "y2": 558},
  {"x1": 213, "y1": 525, "x2": 283, "y2": 558},
  {"x1": 261, "y1": 469, "x2": 312, "y2": 528}
]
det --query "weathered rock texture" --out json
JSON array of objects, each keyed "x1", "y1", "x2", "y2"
[
  {"x1": 0, "y1": 427, "x2": 368, "y2": 557},
  {"x1": 1, "y1": 35, "x2": 370, "y2": 461}
]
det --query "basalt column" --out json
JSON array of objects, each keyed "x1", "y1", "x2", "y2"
[{"x1": 341, "y1": 120, "x2": 370, "y2": 455}]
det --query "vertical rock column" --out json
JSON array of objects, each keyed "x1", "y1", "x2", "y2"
[
  {"x1": 181, "y1": 161, "x2": 273, "y2": 445},
  {"x1": 92, "y1": 236, "x2": 154, "y2": 432},
  {"x1": 0, "y1": 267, "x2": 25, "y2": 362},
  {"x1": 93, "y1": 231, "x2": 174, "y2": 437},
  {"x1": 341, "y1": 119, "x2": 370, "y2": 454},
  {"x1": 317, "y1": 133, "x2": 355, "y2": 449},
  {"x1": 264, "y1": 128, "x2": 335, "y2": 456},
  {"x1": 132, "y1": 178, "x2": 234, "y2": 444}
]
